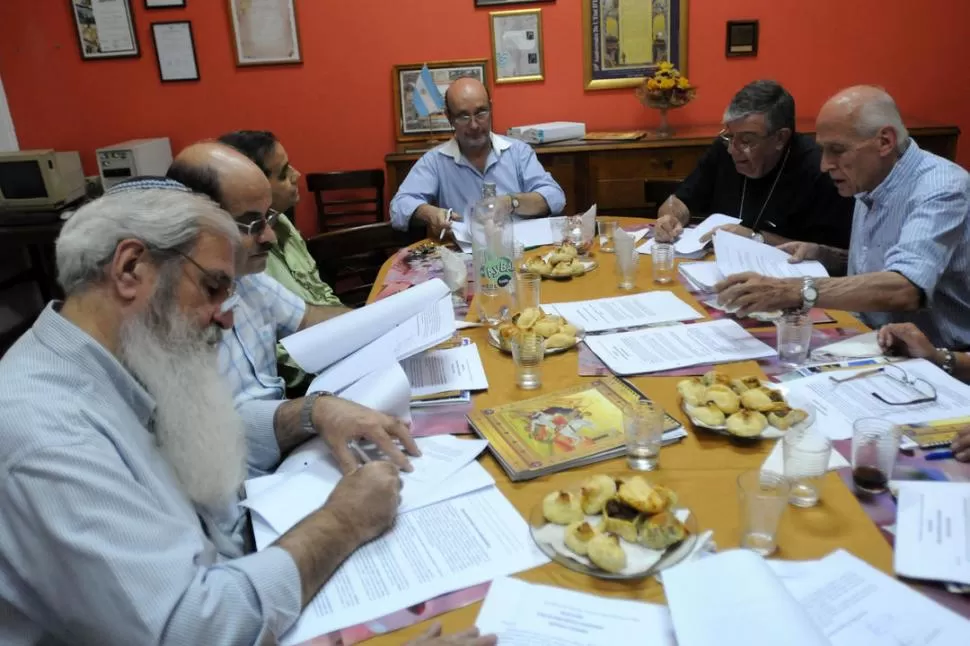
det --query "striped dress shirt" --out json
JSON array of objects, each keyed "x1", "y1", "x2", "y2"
[
  {"x1": 848, "y1": 141, "x2": 970, "y2": 348},
  {"x1": 0, "y1": 305, "x2": 302, "y2": 645}
]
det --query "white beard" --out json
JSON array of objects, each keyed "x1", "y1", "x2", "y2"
[{"x1": 119, "y1": 296, "x2": 247, "y2": 510}]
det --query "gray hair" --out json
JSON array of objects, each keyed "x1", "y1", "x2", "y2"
[
  {"x1": 723, "y1": 80, "x2": 796, "y2": 133},
  {"x1": 852, "y1": 89, "x2": 910, "y2": 153},
  {"x1": 56, "y1": 189, "x2": 241, "y2": 295}
]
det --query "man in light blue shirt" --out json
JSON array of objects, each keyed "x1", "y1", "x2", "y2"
[
  {"x1": 390, "y1": 77, "x2": 566, "y2": 239},
  {"x1": 714, "y1": 86, "x2": 970, "y2": 348}
]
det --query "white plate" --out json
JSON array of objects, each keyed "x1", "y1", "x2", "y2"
[{"x1": 680, "y1": 383, "x2": 816, "y2": 440}]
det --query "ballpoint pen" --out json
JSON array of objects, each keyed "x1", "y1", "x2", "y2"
[
  {"x1": 439, "y1": 208, "x2": 453, "y2": 240},
  {"x1": 348, "y1": 440, "x2": 371, "y2": 465},
  {"x1": 925, "y1": 450, "x2": 954, "y2": 461}
]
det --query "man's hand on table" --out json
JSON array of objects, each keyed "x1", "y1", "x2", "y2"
[
  {"x1": 877, "y1": 323, "x2": 938, "y2": 362},
  {"x1": 778, "y1": 241, "x2": 821, "y2": 263},
  {"x1": 698, "y1": 223, "x2": 754, "y2": 244},
  {"x1": 952, "y1": 429, "x2": 970, "y2": 462},
  {"x1": 324, "y1": 461, "x2": 402, "y2": 544},
  {"x1": 405, "y1": 623, "x2": 497, "y2": 646},
  {"x1": 423, "y1": 207, "x2": 462, "y2": 241},
  {"x1": 653, "y1": 214, "x2": 684, "y2": 243},
  {"x1": 715, "y1": 272, "x2": 802, "y2": 317},
  {"x1": 311, "y1": 396, "x2": 421, "y2": 473}
]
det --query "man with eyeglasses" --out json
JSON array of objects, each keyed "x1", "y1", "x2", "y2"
[
  {"x1": 654, "y1": 80, "x2": 853, "y2": 249},
  {"x1": 717, "y1": 86, "x2": 970, "y2": 352},
  {"x1": 390, "y1": 76, "x2": 566, "y2": 239}
]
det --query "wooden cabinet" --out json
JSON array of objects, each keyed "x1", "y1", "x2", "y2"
[{"x1": 385, "y1": 120, "x2": 960, "y2": 217}]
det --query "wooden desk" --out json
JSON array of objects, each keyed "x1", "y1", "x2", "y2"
[
  {"x1": 385, "y1": 120, "x2": 960, "y2": 216},
  {"x1": 358, "y1": 217, "x2": 895, "y2": 645}
]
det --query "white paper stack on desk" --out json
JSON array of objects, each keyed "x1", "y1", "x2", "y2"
[
  {"x1": 895, "y1": 481, "x2": 970, "y2": 587},
  {"x1": 637, "y1": 213, "x2": 741, "y2": 259},
  {"x1": 543, "y1": 291, "x2": 704, "y2": 333}
]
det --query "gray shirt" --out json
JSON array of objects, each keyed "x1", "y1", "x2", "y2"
[{"x1": 0, "y1": 304, "x2": 302, "y2": 645}]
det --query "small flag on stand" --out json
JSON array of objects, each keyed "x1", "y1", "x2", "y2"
[{"x1": 412, "y1": 64, "x2": 445, "y2": 117}]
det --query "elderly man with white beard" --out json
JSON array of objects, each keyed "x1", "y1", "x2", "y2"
[{"x1": 0, "y1": 187, "x2": 495, "y2": 646}]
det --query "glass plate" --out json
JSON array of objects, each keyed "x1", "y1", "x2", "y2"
[
  {"x1": 528, "y1": 473, "x2": 700, "y2": 580},
  {"x1": 680, "y1": 383, "x2": 816, "y2": 440}
]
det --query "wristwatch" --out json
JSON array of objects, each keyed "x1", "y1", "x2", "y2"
[
  {"x1": 937, "y1": 348, "x2": 956, "y2": 375},
  {"x1": 510, "y1": 195, "x2": 520, "y2": 214},
  {"x1": 750, "y1": 231, "x2": 765, "y2": 244},
  {"x1": 800, "y1": 277, "x2": 819, "y2": 312},
  {"x1": 301, "y1": 391, "x2": 334, "y2": 438}
]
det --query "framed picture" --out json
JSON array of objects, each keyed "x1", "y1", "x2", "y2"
[
  {"x1": 583, "y1": 0, "x2": 688, "y2": 91},
  {"x1": 490, "y1": 9, "x2": 545, "y2": 84},
  {"x1": 145, "y1": 0, "x2": 186, "y2": 8},
  {"x1": 71, "y1": 0, "x2": 140, "y2": 60},
  {"x1": 393, "y1": 59, "x2": 489, "y2": 142},
  {"x1": 475, "y1": 0, "x2": 553, "y2": 5},
  {"x1": 726, "y1": 20, "x2": 759, "y2": 58},
  {"x1": 227, "y1": 0, "x2": 302, "y2": 67},
  {"x1": 151, "y1": 21, "x2": 199, "y2": 82}
]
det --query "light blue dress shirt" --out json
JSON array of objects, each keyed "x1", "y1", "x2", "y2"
[
  {"x1": 848, "y1": 140, "x2": 970, "y2": 348},
  {"x1": 218, "y1": 272, "x2": 306, "y2": 475},
  {"x1": 389, "y1": 133, "x2": 567, "y2": 230},
  {"x1": 0, "y1": 304, "x2": 302, "y2": 645}
]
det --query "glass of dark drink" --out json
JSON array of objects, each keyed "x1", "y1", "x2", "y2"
[{"x1": 851, "y1": 418, "x2": 901, "y2": 495}]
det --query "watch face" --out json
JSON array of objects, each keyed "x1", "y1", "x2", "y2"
[{"x1": 805, "y1": 286, "x2": 819, "y2": 301}]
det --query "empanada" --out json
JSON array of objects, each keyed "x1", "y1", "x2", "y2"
[
  {"x1": 686, "y1": 402, "x2": 726, "y2": 427},
  {"x1": 702, "y1": 370, "x2": 731, "y2": 387},
  {"x1": 516, "y1": 307, "x2": 541, "y2": 329},
  {"x1": 740, "y1": 387, "x2": 787, "y2": 412},
  {"x1": 617, "y1": 477, "x2": 666, "y2": 515},
  {"x1": 532, "y1": 318, "x2": 561, "y2": 337},
  {"x1": 587, "y1": 532, "x2": 627, "y2": 573},
  {"x1": 560, "y1": 323, "x2": 579, "y2": 338},
  {"x1": 497, "y1": 322, "x2": 519, "y2": 341},
  {"x1": 542, "y1": 490, "x2": 584, "y2": 525},
  {"x1": 767, "y1": 407, "x2": 809, "y2": 430},
  {"x1": 725, "y1": 410, "x2": 768, "y2": 437},
  {"x1": 652, "y1": 484, "x2": 678, "y2": 510},
  {"x1": 550, "y1": 262, "x2": 573, "y2": 276},
  {"x1": 566, "y1": 260, "x2": 586, "y2": 276},
  {"x1": 601, "y1": 498, "x2": 641, "y2": 542},
  {"x1": 705, "y1": 384, "x2": 741, "y2": 414},
  {"x1": 729, "y1": 376, "x2": 762, "y2": 394},
  {"x1": 546, "y1": 333, "x2": 576, "y2": 349},
  {"x1": 564, "y1": 521, "x2": 598, "y2": 556},
  {"x1": 526, "y1": 258, "x2": 550, "y2": 275},
  {"x1": 676, "y1": 378, "x2": 707, "y2": 406},
  {"x1": 580, "y1": 474, "x2": 617, "y2": 514},
  {"x1": 637, "y1": 511, "x2": 689, "y2": 550}
]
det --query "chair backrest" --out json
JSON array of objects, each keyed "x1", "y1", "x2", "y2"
[
  {"x1": 305, "y1": 169, "x2": 385, "y2": 231},
  {"x1": 305, "y1": 222, "x2": 419, "y2": 308}
]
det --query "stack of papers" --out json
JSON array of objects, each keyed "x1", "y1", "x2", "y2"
[
  {"x1": 895, "y1": 481, "x2": 970, "y2": 586},
  {"x1": 583, "y1": 319, "x2": 777, "y2": 376},
  {"x1": 401, "y1": 343, "x2": 488, "y2": 398},
  {"x1": 544, "y1": 291, "x2": 703, "y2": 333},
  {"x1": 810, "y1": 330, "x2": 883, "y2": 360},
  {"x1": 714, "y1": 230, "x2": 830, "y2": 280}
]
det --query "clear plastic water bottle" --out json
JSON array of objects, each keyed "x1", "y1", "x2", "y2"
[{"x1": 471, "y1": 182, "x2": 514, "y2": 325}]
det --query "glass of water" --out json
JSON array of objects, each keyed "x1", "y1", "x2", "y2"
[
  {"x1": 652, "y1": 242, "x2": 675, "y2": 284},
  {"x1": 477, "y1": 284, "x2": 512, "y2": 327},
  {"x1": 776, "y1": 312, "x2": 813, "y2": 366},
  {"x1": 510, "y1": 332, "x2": 544, "y2": 390},
  {"x1": 624, "y1": 399, "x2": 664, "y2": 471},
  {"x1": 514, "y1": 272, "x2": 541, "y2": 312},
  {"x1": 598, "y1": 219, "x2": 618, "y2": 253},
  {"x1": 782, "y1": 428, "x2": 832, "y2": 507},
  {"x1": 737, "y1": 470, "x2": 790, "y2": 556},
  {"x1": 615, "y1": 249, "x2": 639, "y2": 290}
]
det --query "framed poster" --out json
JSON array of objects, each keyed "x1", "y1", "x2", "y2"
[
  {"x1": 490, "y1": 9, "x2": 544, "y2": 84},
  {"x1": 151, "y1": 21, "x2": 200, "y2": 82},
  {"x1": 228, "y1": 0, "x2": 302, "y2": 66},
  {"x1": 393, "y1": 59, "x2": 489, "y2": 142},
  {"x1": 71, "y1": 0, "x2": 140, "y2": 60},
  {"x1": 583, "y1": 0, "x2": 688, "y2": 91}
]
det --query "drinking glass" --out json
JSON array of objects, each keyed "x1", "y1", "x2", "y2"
[
  {"x1": 511, "y1": 332, "x2": 544, "y2": 390},
  {"x1": 624, "y1": 399, "x2": 664, "y2": 470},
  {"x1": 737, "y1": 470, "x2": 790, "y2": 556},
  {"x1": 514, "y1": 272, "x2": 541, "y2": 312},
  {"x1": 652, "y1": 242, "x2": 675, "y2": 284},
  {"x1": 477, "y1": 284, "x2": 512, "y2": 327},
  {"x1": 598, "y1": 219, "x2": 619, "y2": 253},
  {"x1": 851, "y1": 418, "x2": 901, "y2": 495},
  {"x1": 776, "y1": 313, "x2": 813, "y2": 366},
  {"x1": 615, "y1": 249, "x2": 640, "y2": 290},
  {"x1": 512, "y1": 240, "x2": 526, "y2": 273},
  {"x1": 782, "y1": 429, "x2": 832, "y2": 507}
]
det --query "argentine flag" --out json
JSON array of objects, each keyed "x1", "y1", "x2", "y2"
[{"x1": 412, "y1": 64, "x2": 445, "y2": 117}]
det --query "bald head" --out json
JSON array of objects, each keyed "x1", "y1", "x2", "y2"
[
  {"x1": 169, "y1": 142, "x2": 271, "y2": 217},
  {"x1": 444, "y1": 77, "x2": 489, "y2": 117},
  {"x1": 444, "y1": 77, "x2": 492, "y2": 154},
  {"x1": 818, "y1": 85, "x2": 909, "y2": 151}
]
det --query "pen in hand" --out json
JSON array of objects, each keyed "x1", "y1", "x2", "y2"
[
  {"x1": 348, "y1": 441, "x2": 371, "y2": 466},
  {"x1": 439, "y1": 208, "x2": 453, "y2": 241}
]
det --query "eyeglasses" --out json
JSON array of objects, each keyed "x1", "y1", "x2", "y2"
[
  {"x1": 171, "y1": 249, "x2": 235, "y2": 304},
  {"x1": 829, "y1": 364, "x2": 938, "y2": 406},
  {"x1": 452, "y1": 109, "x2": 491, "y2": 127},
  {"x1": 718, "y1": 129, "x2": 772, "y2": 153},
  {"x1": 817, "y1": 139, "x2": 871, "y2": 160},
  {"x1": 236, "y1": 208, "x2": 281, "y2": 237}
]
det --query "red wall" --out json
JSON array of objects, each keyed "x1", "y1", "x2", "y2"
[{"x1": 1, "y1": 0, "x2": 968, "y2": 233}]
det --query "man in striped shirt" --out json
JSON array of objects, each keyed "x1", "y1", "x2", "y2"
[{"x1": 716, "y1": 86, "x2": 970, "y2": 349}]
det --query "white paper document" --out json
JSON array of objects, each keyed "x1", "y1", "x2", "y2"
[
  {"x1": 402, "y1": 344, "x2": 488, "y2": 397},
  {"x1": 674, "y1": 213, "x2": 741, "y2": 255},
  {"x1": 584, "y1": 319, "x2": 776, "y2": 376},
  {"x1": 637, "y1": 237, "x2": 708, "y2": 259},
  {"x1": 280, "y1": 487, "x2": 550, "y2": 645},
  {"x1": 282, "y1": 279, "x2": 450, "y2": 374},
  {"x1": 678, "y1": 261, "x2": 722, "y2": 292},
  {"x1": 783, "y1": 358, "x2": 970, "y2": 440},
  {"x1": 714, "y1": 230, "x2": 829, "y2": 280},
  {"x1": 810, "y1": 330, "x2": 883, "y2": 360},
  {"x1": 895, "y1": 481, "x2": 970, "y2": 585},
  {"x1": 544, "y1": 292, "x2": 703, "y2": 333},
  {"x1": 475, "y1": 577, "x2": 676, "y2": 646},
  {"x1": 514, "y1": 216, "x2": 565, "y2": 248}
]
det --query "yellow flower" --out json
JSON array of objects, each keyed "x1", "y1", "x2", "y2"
[
  {"x1": 646, "y1": 78, "x2": 660, "y2": 91},
  {"x1": 660, "y1": 78, "x2": 676, "y2": 90},
  {"x1": 676, "y1": 77, "x2": 690, "y2": 89},
  {"x1": 659, "y1": 61, "x2": 674, "y2": 71}
]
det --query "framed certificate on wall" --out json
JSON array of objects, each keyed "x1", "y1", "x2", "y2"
[
  {"x1": 71, "y1": 0, "x2": 140, "y2": 60},
  {"x1": 228, "y1": 0, "x2": 302, "y2": 66}
]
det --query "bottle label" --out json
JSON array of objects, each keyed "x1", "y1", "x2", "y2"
[{"x1": 480, "y1": 252, "x2": 514, "y2": 289}]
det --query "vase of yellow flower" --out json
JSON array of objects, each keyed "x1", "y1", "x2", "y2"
[{"x1": 634, "y1": 61, "x2": 696, "y2": 138}]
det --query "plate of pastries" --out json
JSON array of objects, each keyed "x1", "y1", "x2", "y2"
[
  {"x1": 523, "y1": 243, "x2": 598, "y2": 280},
  {"x1": 489, "y1": 307, "x2": 585, "y2": 354},
  {"x1": 530, "y1": 474, "x2": 697, "y2": 579},
  {"x1": 677, "y1": 370, "x2": 814, "y2": 439}
]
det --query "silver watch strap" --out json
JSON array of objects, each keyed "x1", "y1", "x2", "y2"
[{"x1": 301, "y1": 391, "x2": 332, "y2": 437}]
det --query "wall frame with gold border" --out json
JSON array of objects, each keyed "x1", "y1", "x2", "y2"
[
  {"x1": 392, "y1": 59, "x2": 490, "y2": 143},
  {"x1": 583, "y1": 0, "x2": 688, "y2": 91},
  {"x1": 490, "y1": 9, "x2": 545, "y2": 85}
]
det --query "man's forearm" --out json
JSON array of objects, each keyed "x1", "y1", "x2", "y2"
[
  {"x1": 273, "y1": 399, "x2": 315, "y2": 456},
  {"x1": 274, "y1": 507, "x2": 361, "y2": 606},
  {"x1": 512, "y1": 192, "x2": 550, "y2": 217},
  {"x1": 414, "y1": 203, "x2": 443, "y2": 226},
  {"x1": 761, "y1": 231, "x2": 792, "y2": 247},
  {"x1": 300, "y1": 304, "x2": 351, "y2": 330},
  {"x1": 658, "y1": 195, "x2": 690, "y2": 226},
  {"x1": 816, "y1": 271, "x2": 921, "y2": 312},
  {"x1": 816, "y1": 244, "x2": 850, "y2": 275}
]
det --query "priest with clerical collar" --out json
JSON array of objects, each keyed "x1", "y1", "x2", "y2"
[{"x1": 654, "y1": 80, "x2": 854, "y2": 251}]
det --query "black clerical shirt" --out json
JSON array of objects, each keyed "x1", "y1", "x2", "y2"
[{"x1": 674, "y1": 133, "x2": 854, "y2": 248}]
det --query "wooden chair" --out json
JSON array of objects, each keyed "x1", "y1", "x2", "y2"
[
  {"x1": 306, "y1": 169, "x2": 385, "y2": 232},
  {"x1": 305, "y1": 222, "x2": 420, "y2": 308}
]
